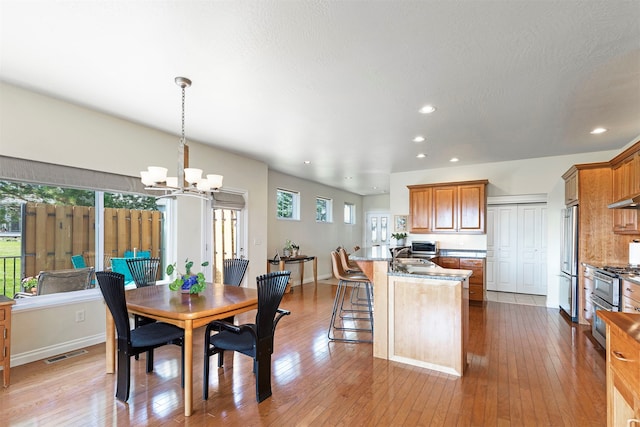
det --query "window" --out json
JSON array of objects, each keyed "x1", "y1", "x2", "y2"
[
  {"x1": 0, "y1": 179, "x2": 162, "y2": 298},
  {"x1": 276, "y1": 188, "x2": 300, "y2": 220},
  {"x1": 316, "y1": 197, "x2": 333, "y2": 222},
  {"x1": 344, "y1": 202, "x2": 356, "y2": 224}
]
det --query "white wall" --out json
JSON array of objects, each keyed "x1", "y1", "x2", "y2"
[
  {"x1": 0, "y1": 81, "x2": 269, "y2": 364},
  {"x1": 389, "y1": 150, "x2": 621, "y2": 308},
  {"x1": 267, "y1": 171, "x2": 363, "y2": 286}
]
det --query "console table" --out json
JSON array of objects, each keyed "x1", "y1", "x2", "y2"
[
  {"x1": 0, "y1": 295, "x2": 15, "y2": 387},
  {"x1": 267, "y1": 255, "x2": 317, "y2": 291}
]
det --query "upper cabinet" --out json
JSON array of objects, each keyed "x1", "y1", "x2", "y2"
[
  {"x1": 408, "y1": 180, "x2": 488, "y2": 234},
  {"x1": 409, "y1": 186, "x2": 432, "y2": 233},
  {"x1": 610, "y1": 143, "x2": 640, "y2": 234}
]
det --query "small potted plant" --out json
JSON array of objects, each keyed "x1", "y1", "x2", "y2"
[
  {"x1": 167, "y1": 258, "x2": 209, "y2": 294},
  {"x1": 291, "y1": 242, "x2": 300, "y2": 257},
  {"x1": 21, "y1": 276, "x2": 38, "y2": 295},
  {"x1": 283, "y1": 240, "x2": 293, "y2": 257},
  {"x1": 391, "y1": 232, "x2": 408, "y2": 246}
]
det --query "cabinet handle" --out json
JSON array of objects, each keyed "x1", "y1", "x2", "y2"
[
  {"x1": 612, "y1": 351, "x2": 633, "y2": 362},
  {"x1": 626, "y1": 287, "x2": 634, "y2": 293}
]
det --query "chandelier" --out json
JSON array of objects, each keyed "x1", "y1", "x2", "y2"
[{"x1": 140, "y1": 77, "x2": 223, "y2": 200}]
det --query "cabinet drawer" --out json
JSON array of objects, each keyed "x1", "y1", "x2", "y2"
[
  {"x1": 610, "y1": 326, "x2": 639, "y2": 388},
  {"x1": 437, "y1": 257, "x2": 460, "y2": 269},
  {"x1": 622, "y1": 295, "x2": 640, "y2": 314},
  {"x1": 622, "y1": 280, "x2": 640, "y2": 304},
  {"x1": 459, "y1": 258, "x2": 483, "y2": 268},
  {"x1": 469, "y1": 284, "x2": 484, "y2": 301}
]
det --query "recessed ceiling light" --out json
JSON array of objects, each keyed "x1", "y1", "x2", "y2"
[
  {"x1": 303, "y1": 160, "x2": 311, "y2": 164},
  {"x1": 372, "y1": 186, "x2": 378, "y2": 190},
  {"x1": 590, "y1": 127, "x2": 607, "y2": 134},
  {"x1": 413, "y1": 136, "x2": 425, "y2": 143},
  {"x1": 450, "y1": 157, "x2": 459, "y2": 162},
  {"x1": 419, "y1": 105, "x2": 436, "y2": 114},
  {"x1": 345, "y1": 176, "x2": 353, "y2": 180},
  {"x1": 416, "y1": 153, "x2": 427, "y2": 158}
]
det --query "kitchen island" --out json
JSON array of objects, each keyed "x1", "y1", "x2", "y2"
[{"x1": 351, "y1": 246, "x2": 471, "y2": 376}]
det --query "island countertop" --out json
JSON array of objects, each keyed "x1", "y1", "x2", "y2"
[
  {"x1": 350, "y1": 245, "x2": 393, "y2": 261},
  {"x1": 350, "y1": 246, "x2": 472, "y2": 281}
]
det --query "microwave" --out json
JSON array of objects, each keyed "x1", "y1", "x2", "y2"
[{"x1": 411, "y1": 241, "x2": 439, "y2": 256}]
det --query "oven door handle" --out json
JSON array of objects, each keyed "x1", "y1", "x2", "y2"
[{"x1": 590, "y1": 296, "x2": 613, "y2": 311}]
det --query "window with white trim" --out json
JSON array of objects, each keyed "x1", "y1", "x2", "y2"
[
  {"x1": 344, "y1": 202, "x2": 356, "y2": 224},
  {"x1": 276, "y1": 188, "x2": 300, "y2": 220},
  {"x1": 316, "y1": 197, "x2": 332, "y2": 223}
]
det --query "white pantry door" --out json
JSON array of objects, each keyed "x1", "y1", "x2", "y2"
[
  {"x1": 487, "y1": 205, "x2": 518, "y2": 292},
  {"x1": 516, "y1": 204, "x2": 547, "y2": 295},
  {"x1": 487, "y1": 203, "x2": 547, "y2": 295}
]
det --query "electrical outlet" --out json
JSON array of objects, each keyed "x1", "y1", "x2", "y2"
[{"x1": 75, "y1": 310, "x2": 85, "y2": 322}]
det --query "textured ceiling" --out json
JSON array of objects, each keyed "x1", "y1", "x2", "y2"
[{"x1": 1, "y1": 1, "x2": 639, "y2": 195}]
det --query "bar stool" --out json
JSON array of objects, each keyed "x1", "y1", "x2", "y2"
[{"x1": 327, "y1": 251, "x2": 373, "y2": 343}]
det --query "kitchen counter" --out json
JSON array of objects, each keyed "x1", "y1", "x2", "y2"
[
  {"x1": 438, "y1": 249, "x2": 487, "y2": 258},
  {"x1": 351, "y1": 247, "x2": 470, "y2": 376}
]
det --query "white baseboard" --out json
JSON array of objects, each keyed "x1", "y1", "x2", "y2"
[{"x1": 10, "y1": 333, "x2": 106, "y2": 367}]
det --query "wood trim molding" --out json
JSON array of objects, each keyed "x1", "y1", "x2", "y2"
[{"x1": 487, "y1": 194, "x2": 547, "y2": 205}]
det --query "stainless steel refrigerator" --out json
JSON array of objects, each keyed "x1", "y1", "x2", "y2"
[{"x1": 559, "y1": 205, "x2": 579, "y2": 322}]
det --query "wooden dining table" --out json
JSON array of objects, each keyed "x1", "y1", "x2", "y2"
[{"x1": 104, "y1": 283, "x2": 258, "y2": 417}]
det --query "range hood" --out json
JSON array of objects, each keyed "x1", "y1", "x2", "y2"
[{"x1": 608, "y1": 193, "x2": 640, "y2": 209}]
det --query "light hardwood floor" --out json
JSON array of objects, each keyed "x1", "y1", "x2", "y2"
[{"x1": 0, "y1": 279, "x2": 606, "y2": 426}]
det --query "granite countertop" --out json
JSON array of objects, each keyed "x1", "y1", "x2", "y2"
[
  {"x1": 438, "y1": 249, "x2": 487, "y2": 258},
  {"x1": 350, "y1": 246, "x2": 393, "y2": 261},
  {"x1": 388, "y1": 263, "x2": 472, "y2": 281}
]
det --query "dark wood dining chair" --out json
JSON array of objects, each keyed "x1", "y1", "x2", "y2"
[
  {"x1": 96, "y1": 271, "x2": 184, "y2": 402},
  {"x1": 125, "y1": 257, "x2": 162, "y2": 346},
  {"x1": 203, "y1": 271, "x2": 291, "y2": 402},
  {"x1": 223, "y1": 258, "x2": 250, "y2": 286}
]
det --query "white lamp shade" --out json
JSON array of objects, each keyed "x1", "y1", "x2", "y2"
[
  {"x1": 184, "y1": 168, "x2": 203, "y2": 184},
  {"x1": 147, "y1": 166, "x2": 168, "y2": 183},
  {"x1": 165, "y1": 177, "x2": 179, "y2": 188},
  {"x1": 207, "y1": 174, "x2": 223, "y2": 189},
  {"x1": 197, "y1": 178, "x2": 211, "y2": 191},
  {"x1": 140, "y1": 171, "x2": 155, "y2": 186}
]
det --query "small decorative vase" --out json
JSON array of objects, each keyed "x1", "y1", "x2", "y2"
[
  {"x1": 180, "y1": 275, "x2": 198, "y2": 293},
  {"x1": 397, "y1": 239, "x2": 405, "y2": 246},
  {"x1": 292, "y1": 248, "x2": 299, "y2": 257},
  {"x1": 283, "y1": 248, "x2": 291, "y2": 257}
]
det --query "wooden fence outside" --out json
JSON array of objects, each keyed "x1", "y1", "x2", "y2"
[{"x1": 22, "y1": 203, "x2": 163, "y2": 277}]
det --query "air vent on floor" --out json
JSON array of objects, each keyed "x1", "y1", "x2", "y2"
[{"x1": 44, "y1": 349, "x2": 88, "y2": 364}]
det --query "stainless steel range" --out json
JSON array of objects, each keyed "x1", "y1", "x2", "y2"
[{"x1": 590, "y1": 265, "x2": 639, "y2": 346}]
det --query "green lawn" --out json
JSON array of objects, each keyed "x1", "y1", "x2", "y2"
[{"x1": 0, "y1": 238, "x2": 22, "y2": 298}]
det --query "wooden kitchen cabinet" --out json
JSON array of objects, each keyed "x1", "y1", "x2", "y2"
[
  {"x1": 409, "y1": 186, "x2": 432, "y2": 233},
  {"x1": 621, "y1": 279, "x2": 640, "y2": 314},
  {"x1": 460, "y1": 258, "x2": 485, "y2": 303},
  {"x1": 0, "y1": 296, "x2": 15, "y2": 387},
  {"x1": 564, "y1": 168, "x2": 579, "y2": 206},
  {"x1": 433, "y1": 257, "x2": 486, "y2": 303},
  {"x1": 408, "y1": 180, "x2": 488, "y2": 234},
  {"x1": 610, "y1": 143, "x2": 640, "y2": 234},
  {"x1": 598, "y1": 312, "x2": 640, "y2": 427}
]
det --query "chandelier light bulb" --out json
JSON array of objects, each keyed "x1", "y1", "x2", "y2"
[
  {"x1": 184, "y1": 168, "x2": 203, "y2": 184},
  {"x1": 207, "y1": 174, "x2": 224, "y2": 189}
]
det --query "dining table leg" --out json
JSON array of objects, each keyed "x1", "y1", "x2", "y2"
[
  {"x1": 184, "y1": 320, "x2": 193, "y2": 416},
  {"x1": 105, "y1": 307, "x2": 115, "y2": 374},
  {"x1": 313, "y1": 257, "x2": 318, "y2": 287}
]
